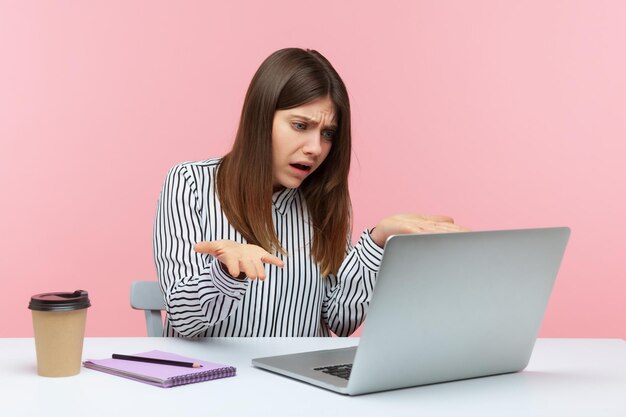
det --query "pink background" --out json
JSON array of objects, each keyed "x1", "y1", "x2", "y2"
[{"x1": 1, "y1": 1, "x2": 624, "y2": 338}]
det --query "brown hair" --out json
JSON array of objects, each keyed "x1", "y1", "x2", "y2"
[{"x1": 216, "y1": 48, "x2": 352, "y2": 276}]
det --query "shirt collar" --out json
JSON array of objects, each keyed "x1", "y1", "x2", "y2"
[{"x1": 272, "y1": 187, "x2": 299, "y2": 215}]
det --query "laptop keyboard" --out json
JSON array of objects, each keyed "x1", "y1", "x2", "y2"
[{"x1": 313, "y1": 363, "x2": 353, "y2": 380}]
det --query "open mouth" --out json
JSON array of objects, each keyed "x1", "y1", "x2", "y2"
[{"x1": 290, "y1": 163, "x2": 312, "y2": 171}]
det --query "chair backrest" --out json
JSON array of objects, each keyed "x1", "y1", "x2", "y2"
[{"x1": 130, "y1": 281, "x2": 166, "y2": 337}]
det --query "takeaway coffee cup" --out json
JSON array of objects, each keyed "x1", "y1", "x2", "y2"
[{"x1": 28, "y1": 290, "x2": 91, "y2": 377}]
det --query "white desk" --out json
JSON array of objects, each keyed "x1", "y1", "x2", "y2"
[{"x1": 1, "y1": 338, "x2": 624, "y2": 417}]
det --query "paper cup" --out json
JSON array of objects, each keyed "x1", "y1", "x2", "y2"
[{"x1": 29, "y1": 290, "x2": 91, "y2": 377}]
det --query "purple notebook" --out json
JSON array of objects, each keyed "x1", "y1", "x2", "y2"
[{"x1": 83, "y1": 350, "x2": 236, "y2": 388}]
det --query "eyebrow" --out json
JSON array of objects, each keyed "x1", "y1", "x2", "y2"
[{"x1": 290, "y1": 114, "x2": 338, "y2": 130}]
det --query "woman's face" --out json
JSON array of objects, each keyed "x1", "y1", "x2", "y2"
[{"x1": 271, "y1": 96, "x2": 337, "y2": 191}]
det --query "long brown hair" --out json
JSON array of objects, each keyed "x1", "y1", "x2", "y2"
[{"x1": 216, "y1": 48, "x2": 352, "y2": 276}]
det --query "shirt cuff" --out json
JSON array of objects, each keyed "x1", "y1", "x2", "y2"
[
  {"x1": 358, "y1": 229, "x2": 385, "y2": 272},
  {"x1": 209, "y1": 258, "x2": 249, "y2": 298}
]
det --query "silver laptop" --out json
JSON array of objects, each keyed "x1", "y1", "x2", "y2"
[{"x1": 252, "y1": 227, "x2": 570, "y2": 395}]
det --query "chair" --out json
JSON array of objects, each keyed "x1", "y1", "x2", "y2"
[{"x1": 130, "y1": 281, "x2": 166, "y2": 337}]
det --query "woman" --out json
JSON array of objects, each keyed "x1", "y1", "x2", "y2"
[{"x1": 154, "y1": 48, "x2": 466, "y2": 337}]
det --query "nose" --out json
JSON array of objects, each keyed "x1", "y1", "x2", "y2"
[{"x1": 302, "y1": 130, "x2": 323, "y2": 156}]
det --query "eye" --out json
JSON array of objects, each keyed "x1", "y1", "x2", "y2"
[
  {"x1": 291, "y1": 122, "x2": 307, "y2": 130},
  {"x1": 322, "y1": 130, "x2": 336, "y2": 141}
]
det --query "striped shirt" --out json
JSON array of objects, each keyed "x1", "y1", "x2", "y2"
[{"x1": 153, "y1": 158, "x2": 384, "y2": 337}]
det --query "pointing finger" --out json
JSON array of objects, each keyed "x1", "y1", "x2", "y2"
[{"x1": 261, "y1": 253, "x2": 285, "y2": 268}]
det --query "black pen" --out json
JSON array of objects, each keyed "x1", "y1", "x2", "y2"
[{"x1": 112, "y1": 354, "x2": 203, "y2": 368}]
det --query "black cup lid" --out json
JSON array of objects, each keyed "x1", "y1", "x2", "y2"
[{"x1": 29, "y1": 290, "x2": 91, "y2": 311}]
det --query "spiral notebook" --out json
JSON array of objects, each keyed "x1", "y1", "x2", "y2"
[{"x1": 83, "y1": 350, "x2": 236, "y2": 388}]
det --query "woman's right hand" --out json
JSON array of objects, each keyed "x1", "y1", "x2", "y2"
[
  {"x1": 193, "y1": 240, "x2": 284, "y2": 281},
  {"x1": 370, "y1": 213, "x2": 470, "y2": 248}
]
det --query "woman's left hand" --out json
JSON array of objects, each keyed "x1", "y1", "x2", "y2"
[{"x1": 370, "y1": 213, "x2": 470, "y2": 248}]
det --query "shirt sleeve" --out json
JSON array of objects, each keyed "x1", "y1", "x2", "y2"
[
  {"x1": 153, "y1": 164, "x2": 249, "y2": 337},
  {"x1": 321, "y1": 229, "x2": 384, "y2": 336}
]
